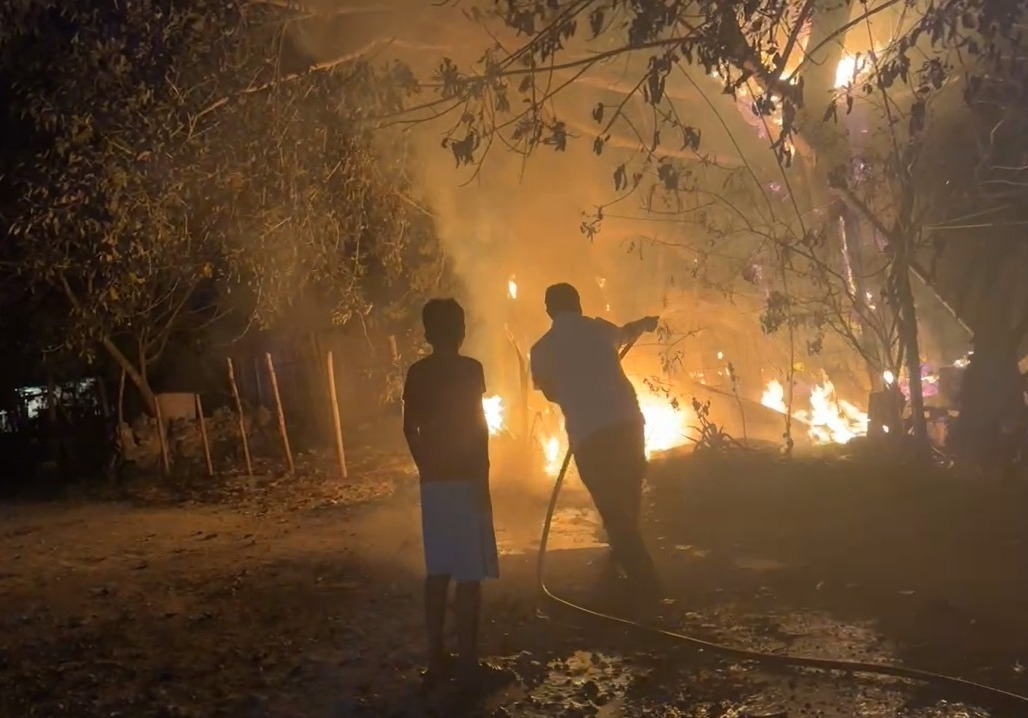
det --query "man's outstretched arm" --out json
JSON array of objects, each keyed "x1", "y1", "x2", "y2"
[{"x1": 618, "y1": 315, "x2": 660, "y2": 346}]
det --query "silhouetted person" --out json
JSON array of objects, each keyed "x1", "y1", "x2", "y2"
[
  {"x1": 402, "y1": 298, "x2": 501, "y2": 682},
  {"x1": 530, "y1": 283, "x2": 661, "y2": 598}
]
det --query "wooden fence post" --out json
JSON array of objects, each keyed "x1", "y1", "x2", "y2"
[
  {"x1": 265, "y1": 353, "x2": 295, "y2": 475},
  {"x1": 195, "y1": 393, "x2": 214, "y2": 478},
  {"x1": 153, "y1": 396, "x2": 171, "y2": 476},
  {"x1": 226, "y1": 358, "x2": 254, "y2": 482},
  {"x1": 326, "y1": 350, "x2": 348, "y2": 480}
]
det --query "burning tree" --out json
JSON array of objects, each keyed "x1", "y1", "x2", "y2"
[
  {"x1": 365, "y1": 0, "x2": 1028, "y2": 450},
  {"x1": 0, "y1": 0, "x2": 438, "y2": 411}
]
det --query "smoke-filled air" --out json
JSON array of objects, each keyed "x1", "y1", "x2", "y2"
[{"x1": 2, "y1": 1, "x2": 1028, "y2": 716}]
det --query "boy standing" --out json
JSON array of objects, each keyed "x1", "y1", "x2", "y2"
[{"x1": 402, "y1": 298, "x2": 500, "y2": 682}]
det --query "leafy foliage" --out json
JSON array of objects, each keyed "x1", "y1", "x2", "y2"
[
  {"x1": 383, "y1": 0, "x2": 1028, "y2": 447},
  {"x1": 0, "y1": 0, "x2": 440, "y2": 405}
]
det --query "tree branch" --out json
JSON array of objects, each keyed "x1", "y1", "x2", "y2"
[
  {"x1": 195, "y1": 48, "x2": 367, "y2": 121},
  {"x1": 58, "y1": 274, "x2": 156, "y2": 411}
]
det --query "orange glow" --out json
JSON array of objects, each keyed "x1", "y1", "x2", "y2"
[
  {"x1": 482, "y1": 395, "x2": 504, "y2": 435},
  {"x1": 761, "y1": 378, "x2": 868, "y2": 444},
  {"x1": 534, "y1": 377, "x2": 690, "y2": 477}
]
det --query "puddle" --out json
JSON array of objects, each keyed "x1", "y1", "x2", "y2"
[
  {"x1": 908, "y1": 704, "x2": 991, "y2": 718},
  {"x1": 500, "y1": 650, "x2": 635, "y2": 717},
  {"x1": 497, "y1": 508, "x2": 606, "y2": 556},
  {"x1": 774, "y1": 611, "x2": 892, "y2": 662},
  {"x1": 478, "y1": 648, "x2": 997, "y2": 718},
  {"x1": 671, "y1": 606, "x2": 895, "y2": 667}
]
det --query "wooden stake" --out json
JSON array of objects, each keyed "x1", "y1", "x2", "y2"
[
  {"x1": 195, "y1": 393, "x2": 214, "y2": 477},
  {"x1": 326, "y1": 350, "x2": 348, "y2": 480},
  {"x1": 153, "y1": 394, "x2": 171, "y2": 476},
  {"x1": 265, "y1": 353, "x2": 294, "y2": 475},
  {"x1": 227, "y1": 358, "x2": 253, "y2": 481}
]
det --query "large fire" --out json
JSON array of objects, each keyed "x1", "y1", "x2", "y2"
[
  {"x1": 534, "y1": 384, "x2": 690, "y2": 476},
  {"x1": 761, "y1": 378, "x2": 869, "y2": 444},
  {"x1": 489, "y1": 276, "x2": 691, "y2": 474},
  {"x1": 483, "y1": 381, "x2": 689, "y2": 475}
]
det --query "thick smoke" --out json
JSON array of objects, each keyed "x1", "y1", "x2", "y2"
[{"x1": 288, "y1": 1, "x2": 902, "y2": 445}]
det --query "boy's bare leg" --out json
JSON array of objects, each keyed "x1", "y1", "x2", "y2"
[
  {"x1": 424, "y1": 574, "x2": 451, "y2": 674},
  {"x1": 454, "y1": 581, "x2": 481, "y2": 670}
]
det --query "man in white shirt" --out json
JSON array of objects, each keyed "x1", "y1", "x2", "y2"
[{"x1": 530, "y1": 282, "x2": 660, "y2": 595}]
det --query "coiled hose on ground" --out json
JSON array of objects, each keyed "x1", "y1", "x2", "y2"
[{"x1": 535, "y1": 339, "x2": 1028, "y2": 710}]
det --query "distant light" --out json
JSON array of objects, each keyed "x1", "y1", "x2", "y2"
[
  {"x1": 507, "y1": 277, "x2": 518, "y2": 300},
  {"x1": 883, "y1": 370, "x2": 895, "y2": 385},
  {"x1": 717, "y1": 351, "x2": 724, "y2": 360}
]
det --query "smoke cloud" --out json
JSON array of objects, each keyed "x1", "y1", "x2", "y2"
[{"x1": 289, "y1": 0, "x2": 906, "y2": 445}]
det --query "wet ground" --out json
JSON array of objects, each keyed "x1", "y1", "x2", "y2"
[{"x1": 1, "y1": 432, "x2": 1027, "y2": 717}]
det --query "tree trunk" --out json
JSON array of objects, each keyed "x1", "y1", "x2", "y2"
[
  {"x1": 893, "y1": 242, "x2": 928, "y2": 445},
  {"x1": 949, "y1": 299, "x2": 1028, "y2": 469},
  {"x1": 100, "y1": 336, "x2": 157, "y2": 415},
  {"x1": 58, "y1": 276, "x2": 158, "y2": 416},
  {"x1": 838, "y1": 203, "x2": 887, "y2": 383}
]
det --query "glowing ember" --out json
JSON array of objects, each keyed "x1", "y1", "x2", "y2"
[
  {"x1": 507, "y1": 277, "x2": 518, "y2": 300},
  {"x1": 482, "y1": 395, "x2": 504, "y2": 435}
]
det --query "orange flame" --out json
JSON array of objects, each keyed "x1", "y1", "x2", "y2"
[
  {"x1": 482, "y1": 395, "x2": 504, "y2": 435},
  {"x1": 761, "y1": 378, "x2": 868, "y2": 444}
]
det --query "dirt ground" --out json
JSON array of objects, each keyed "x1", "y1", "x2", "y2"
[{"x1": 2, "y1": 423, "x2": 1028, "y2": 718}]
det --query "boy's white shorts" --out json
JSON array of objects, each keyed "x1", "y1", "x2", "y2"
[{"x1": 420, "y1": 480, "x2": 499, "y2": 583}]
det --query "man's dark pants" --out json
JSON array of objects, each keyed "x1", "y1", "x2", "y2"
[{"x1": 574, "y1": 419, "x2": 659, "y2": 590}]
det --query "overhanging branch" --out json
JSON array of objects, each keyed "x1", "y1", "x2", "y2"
[{"x1": 195, "y1": 47, "x2": 368, "y2": 121}]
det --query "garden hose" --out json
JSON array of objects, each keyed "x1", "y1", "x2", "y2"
[{"x1": 535, "y1": 339, "x2": 1028, "y2": 710}]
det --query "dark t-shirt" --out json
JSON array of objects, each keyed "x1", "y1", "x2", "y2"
[{"x1": 402, "y1": 352, "x2": 490, "y2": 484}]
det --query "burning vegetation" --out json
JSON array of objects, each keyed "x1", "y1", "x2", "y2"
[
  {"x1": 761, "y1": 379, "x2": 869, "y2": 445},
  {"x1": 484, "y1": 277, "x2": 693, "y2": 475},
  {"x1": 2, "y1": 1, "x2": 1028, "y2": 716},
  {"x1": 484, "y1": 375, "x2": 691, "y2": 476}
]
